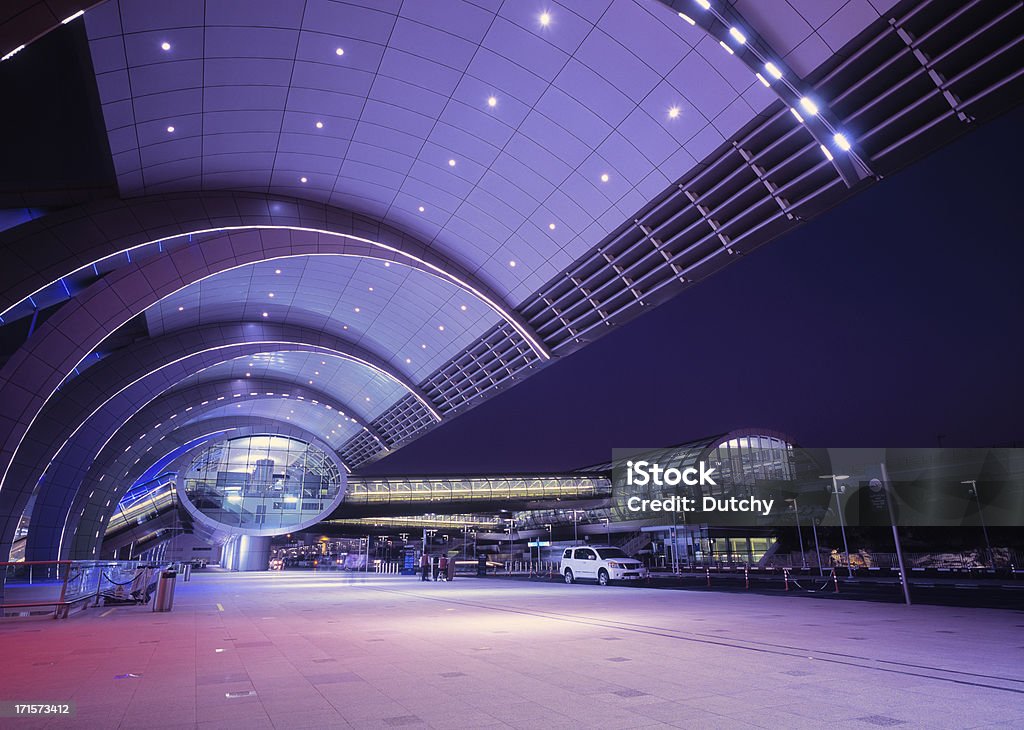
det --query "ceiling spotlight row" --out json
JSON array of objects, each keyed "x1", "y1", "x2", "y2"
[{"x1": 678, "y1": 0, "x2": 855, "y2": 161}]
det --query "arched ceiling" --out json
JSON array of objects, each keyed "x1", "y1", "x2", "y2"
[
  {"x1": 84, "y1": 0, "x2": 790, "y2": 303},
  {"x1": 184, "y1": 398, "x2": 364, "y2": 449},
  {"x1": 181, "y1": 351, "x2": 404, "y2": 422},
  {"x1": 147, "y1": 254, "x2": 493, "y2": 380},
  {"x1": 4, "y1": 0, "x2": 1019, "y2": 562}
]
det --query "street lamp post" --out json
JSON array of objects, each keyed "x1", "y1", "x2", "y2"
[
  {"x1": 506, "y1": 520, "x2": 515, "y2": 563},
  {"x1": 962, "y1": 479, "x2": 993, "y2": 567},
  {"x1": 811, "y1": 516, "x2": 823, "y2": 577},
  {"x1": 877, "y1": 466, "x2": 911, "y2": 606},
  {"x1": 786, "y1": 498, "x2": 807, "y2": 569},
  {"x1": 571, "y1": 510, "x2": 584, "y2": 545},
  {"x1": 820, "y1": 475, "x2": 853, "y2": 578}
]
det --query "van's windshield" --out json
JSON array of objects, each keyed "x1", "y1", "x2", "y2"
[{"x1": 596, "y1": 548, "x2": 629, "y2": 559}]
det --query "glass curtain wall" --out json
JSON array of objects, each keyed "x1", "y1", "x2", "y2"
[{"x1": 182, "y1": 435, "x2": 343, "y2": 530}]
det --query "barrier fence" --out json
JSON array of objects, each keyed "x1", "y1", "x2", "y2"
[{"x1": 1, "y1": 560, "x2": 172, "y2": 618}]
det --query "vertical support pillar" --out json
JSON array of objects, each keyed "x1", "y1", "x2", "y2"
[{"x1": 236, "y1": 535, "x2": 271, "y2": 572}]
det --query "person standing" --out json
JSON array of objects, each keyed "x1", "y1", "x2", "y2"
[
  {"x1": 420, "y1": 552, "x2": 430, "y2": 581},
  {"x1": 438, "y1": 554, "x2": 448, "y2": 581}
]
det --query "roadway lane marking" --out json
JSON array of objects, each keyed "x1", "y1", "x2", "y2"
[
  {"x1": 216, "y1": 603, "x2": 224, "y2": 612},
  {"x1": 100, "y1": 608, "x2": 116, "y2": 617}
]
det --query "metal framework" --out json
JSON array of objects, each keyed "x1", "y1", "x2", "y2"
[
  {"x1": 341, "y1": 0, "x2": 1022, "y2": 468},
  {"x1": 343, "y1": 475, "x2": 610, "y2": 506}
]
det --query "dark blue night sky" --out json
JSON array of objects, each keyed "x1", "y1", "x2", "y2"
[{"x1": 367, "y1": 104, "x2": 1024, "y2": 475}]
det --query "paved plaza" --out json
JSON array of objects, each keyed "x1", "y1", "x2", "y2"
[{"x1": 1, "y1": 572, "x2": 1022, "y2": 729}]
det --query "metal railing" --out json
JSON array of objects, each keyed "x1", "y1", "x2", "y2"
[{"x1": 1, "y1": 559, "x2": 167, "y2": 619}]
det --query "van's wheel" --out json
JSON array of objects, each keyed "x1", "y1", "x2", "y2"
[
  {"x1": 564, "y1": 569, "x2": 574, "y2": 584},
  {"x1": 598, "y1": 569, "x2": 610, "y2": 586}
]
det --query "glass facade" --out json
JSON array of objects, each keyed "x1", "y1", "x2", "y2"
[
  {"x1": 345, "y1": 476, "x2": 605, "y2": 504},
  {"x1": 181, "y1": 436, "x2": 343, "y2": 531},
  {"x1": 706, "y1": 436, "x2": 794, "y2": 485}
]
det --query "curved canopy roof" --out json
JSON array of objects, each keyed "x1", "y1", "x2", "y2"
[
  {"x1": 2, "y1": 0, "x2": 1019, "y2": 561},
  {"x1": 84, "y1": 0, "x2": 788, "y2": 302}
]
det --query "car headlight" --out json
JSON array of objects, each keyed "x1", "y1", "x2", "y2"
[{"x1": 607, "y1": 561, "x2": 621, "y2": 568}]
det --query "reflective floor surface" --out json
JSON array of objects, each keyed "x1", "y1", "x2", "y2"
[{"x1": 0, "y1": 571, "x2": 1022, "y2": 729}]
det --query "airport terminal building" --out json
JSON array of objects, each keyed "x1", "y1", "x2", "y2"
[{"x1": 0, "y1": 1, "x2": 1021, "y2": 727}]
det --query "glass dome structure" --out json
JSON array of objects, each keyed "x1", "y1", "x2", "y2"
[{"x1": 178, "y1": 435, "x2": 346, "y2": 535}]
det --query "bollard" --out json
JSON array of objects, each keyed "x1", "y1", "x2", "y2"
[
  {"x1": 832, "y1": 568, "x2": 839, "y2": 593},
  {"x1": 784, "y1": 569, "x2": 789, "y2": 591},
  {"x1": 705, "y1": 567, "x2": 711, "y2": 588},
  {"x1": 744, "y1": 566, "x2": 749, "y2": 590}
]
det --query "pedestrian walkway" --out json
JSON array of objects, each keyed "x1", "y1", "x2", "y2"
[{"x1": 0, "y1": 572, "x2": 1021, "y2": 728}]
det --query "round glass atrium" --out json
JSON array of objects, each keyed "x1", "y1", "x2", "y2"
[{"x1": 179, "y1": 435, "x2": 346, "y2": 533}]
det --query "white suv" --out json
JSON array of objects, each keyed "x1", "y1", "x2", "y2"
[{"x1": 560, "y1": 546, "x2": 648, "y2": 586}]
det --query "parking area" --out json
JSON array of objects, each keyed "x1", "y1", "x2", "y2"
[{"x1": 0, "y1": 572, "x2": 1022, "y2": 729}]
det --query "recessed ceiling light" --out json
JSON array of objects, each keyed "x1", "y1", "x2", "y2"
[
  {"x1": 668, "y1": 107, "x2": 680, "y2": 119},
  {"x1": 799, "y1": 97, "x2": 819, "y2": 116},
  {"x1": 177, "y1": 306, "x2": 184, "y2": 311},
  {"x1": 308, "y1": 380, "x2": 313, "y2": 384},
  {"x1": 354, "y1": 307, "x2": 360, "y2": 313},
  {"x1": 418, "y1": 205, "x2": 425, "y2": 212},
  {"x1": 509, "y1": 260, "x2": 517, "y2": 267},
  {"x1": 487, "y1": 96, "x2": 497, "y2": 107},
  {"x1": 262, "y1": 312, "x2": 268, "y2": 317},
  {"x1": 321, "y1": 361, "x2": 326, "y2": 365},
  {"x1": 314, "y1": 371, "x2": 320, "y2": 375},
  {"x1": 718, "y1": 40, "x2": 734, "y2": 55},
  {"x1": 600, "y1": 173, "x2": 609, "y2": 183},
  {"x1": 405, "y1": 358, "x2": 412, "y2": 364},
  {"x1": 764, "y1": 62, "x2": 782, "y2": 79},
  {"x1": 540, "y1": 12, "x2": 551, "y2": 26},
  {"x1": 343, "y1": 325, "x2": 348, "y2": 330},
  {"x1": 161, "y1": 42, "x2": 171, "y2": 51},
  {"x1": 548, "y1": 223, "x2": 556, "y2": 230},
  {"x1": 460, "y1": 304, "x2": 467, "y2": 311},
  {"x1": 448, "y1": 159, "x2": 456, "y2": 167},
  {"x1": 275, "y1": 268, "x2": 281, "y2": 274},
  {"x1": 315, "y1": 121, "x2": 324, "y2": 129},
  {"x1": 365, "y1": 396, "x2": 371, "y2": 401},
  {"x1": 790, "y1": 107, "x2": 804, "y2": 123},
  {"x1": 384, "y1": 262, "x2": 390, "y2": 267},
  {"x1": 166, "y1": 126, "x2": 175, "y2": 133},
  {"x1": 438, "y1": 325, "x2": 445, "y2": 331},
  {"x1": 755, "y1": 73, "x2": 770, "y2": 87},
  {"x1": 335, "y1": 47, "x2": 345, "y2": 56},
  {"x1": 421, "y1": 343, "x2": 427, "y2": 349},
  {"x1": 834, "y1": 133, "x2": 852, "y2": 151},
  {"x1": 268, "y1": 292, "x2": 274, "y2": 297},
  {"x1": 300, "y1": 176, "x2": 308, "y2": 183},
  {"x1": 245, "y1": 372, "x2": 250, "y2": 377},
  {"x1": 729, "y1": 28, "x2": 746, "y2": 44},
  {"x1": 678, "y1": 12, "x2": 695, "y2": 25},
  {"x1": 695, "y1": 0, "x2": 710, "y2": 9}
]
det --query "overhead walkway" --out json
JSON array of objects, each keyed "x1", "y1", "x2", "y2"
[
  {"x1": 342, "y1": 474, "x2": 610, "y2": 506},
  {"x1": 100, "y1": 472, "x2": 612, "y2": 552}
]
